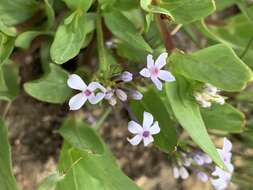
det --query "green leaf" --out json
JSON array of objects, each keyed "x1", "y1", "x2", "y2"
[
  {"x1": 56, "y1": 143, "x2": 141, "y2": 190},
  {"x1": 0, "y1": 33, "x2": 14, "y2": 65},
  {"x1": 140, "y1": 0, "x2": 174, "y2": 19},
  {"x1": 170, "y1": 44, "x2": 253, "y2": 92},
  {"x1": 104, "y1": 10, "x2": 153, "y2": 53},
  {"x1": 24, "y1": 64, "x2": 72, "y2": 103},
  {"x1": 130, "y1": 88, "x2": 177, "y2": 153},
  {"x1": 214, "y1": 0, "x2": 235, "y2": 11},
  {"x1": 50, "y1": 12, "x2": 95, "y2": 64},
  {"x1": 0, "y1": 20, "x2": 17, "y2": 37},
  {"x1": 0, "y1": 0, "x2": 38, "y2": 26},
  {"x1": 201, "y1": 103, "x2": 245, "y2": 133},
  {"x1": 59, "y1": 117, "x2": 105, "y2": 155},
  {"x1": 157, "y1": 0, "x2": 215, "y2": 24},
  {"x1": 166, "y1": 76, "x2": 225, "y2": 169},
  {"x1": 62, "y1": 0, "x2": 92, "y2": 12},
  {"x1": 37, "y1": 172, "x2": 65, "y2": 190},
  {"x1": 0, "y1": 60, "x2": 19, "y2": 101},
  {"x1": 15, "y1": 31, "x2": 52, "y2": 49},
  {"x1": 0, "y1": 118, "x2": 18, "y2": 190}
]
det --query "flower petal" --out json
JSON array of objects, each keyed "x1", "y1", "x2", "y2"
[
  {"x1": 127, "y1": 135, "x2": 142, "y2": 146},
  {"x1": 149, "y1": 121, "x2": 160, "y2": 135},
  {"x1": 67, "y1": 74, "x2": 87, "y2": 91},
  {"x1": 223, "y1": 138, "x2": 232, "y2": 152},
  {"x1": 151, "y1": 77, "x2": 163, "y2": 90},
  {"x1": 211, "y1": 178, "x2": 228, "y2": 190},
  {"x1": 69, "y1": 93, "x2": 87, "y2": 110},
  {"x1": 147, "y1": 54, "x2": 154, "y2": 69},
  {"x1": 88, "y1": 92, "x2": 105, "y2": 104},
  {"x1": 140, "y1": 68, "x2": 151, "y2": 78},
  {"x1": 143, "y1": 111, "x2": 154, "y2": 129},
  {"x1": 158, "y1": 70, "x2": 176, "y2": 82},
  {"x1": 155, "y1": 52, "x2": 168, "y2": 69},
  {"x1": 88, "y1": 82, "x2": 106, "y2": 92},
  {"x1": 143, "y1": 135, "x2": 154, "y2": 146},
  {"x1": 128, "y1": 121, "x2": 143, "y2": 134}
]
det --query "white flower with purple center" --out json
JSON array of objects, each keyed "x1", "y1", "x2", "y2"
[
  {"x1": 127, "y1": 112, "x2": 160, "y2": 146},
  {"x1": 67, "y1": 74, "x2": 106, "y2": 110},
  {"x1": 140, "y1": 53, "x2": 175, "y2": 90}
]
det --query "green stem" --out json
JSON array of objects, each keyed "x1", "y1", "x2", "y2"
[
  {"x1": 96, "y1": 12, "x2": 108, "y2": 76},
  {"x1": 240, "y1": 35, "x2": 253, "y2": 58},
  {"x1": 236, "y1": 0, "x2": 253, "y2": 26}
]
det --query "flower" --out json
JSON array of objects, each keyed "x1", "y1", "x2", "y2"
[
  {"x1": 211, "y1": 138, "x2": 233, "y2": 190},
  {"x1": 140, "y1": 53, "x2": 175, "y2": 90},
  {"x1": 127, "y1": 112, "x2": 160, "y2": 146},
  {"x1": 120, "y1": 71, "x2": 133, "y2": 82},
  {"x1": 67, "y1": 74, "x2": 106, "y2": 110},
  {"x1": 173, "y1": 166, "x2": 189, "y2": 179}
]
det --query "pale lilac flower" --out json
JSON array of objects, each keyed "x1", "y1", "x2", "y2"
[
  {"x1": 140, "y1": 53, "x2": 175, "y2": 90},
  {"x1": 67, "y1": 74, "x2": 106, "y2": 110},
  {"x1": 173, "y1": 167, "x2": 189, "y2": 180},
  {"x1": 211, "y1": 138, "x2": 233, "y2": 190},
  {"x1": 197, "y1": 171, "x2": 209, "y2": 182},
  {"x1": 120, "y1": 71, "x2": 133, "y2": 82},
  {"x1": 127, "y1": 112, "x2": 160, "y2": 146},
  {"x1": 116, "y1": 89, "x2": 127, "y2": 101}
]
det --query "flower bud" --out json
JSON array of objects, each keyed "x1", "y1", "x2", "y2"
[
  {"x1": 173, "y1": 167, "x2": 180, "y2": 179},
  {"x1": 109, "y1": 97, "x2": 117, "y2": 106},
  {"x1": 116, "y1": 89, "x2": 127, "y2": 101},
  {"x1": 197, "y1": 171, "x2": 209, "y2": 182},
  {"x1": 120, "y1": 71, "x2": 133, "y2": 82},
  {"x1": 179, "y1": 167, "x2": 189, "y2": 179},
  {"x1": 129, "y1": 90, "x2": 143, "y2": 100}
]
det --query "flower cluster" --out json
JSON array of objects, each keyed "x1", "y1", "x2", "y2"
[
  {"x1": 172, "y1": 151, "x2": 212, "y2": 182},
  {"x1": 194, "y1": 83, "x2": 226, "y2": 108},
  {"x1": 67, "y1": 52, "x2": 175, "y2": 110},
  {"x1": 172, "y1": 138, "x2": 233, "y2": 190},
  {"x1": 211, "y1": 138, "x2": 234, "y2": 190}
]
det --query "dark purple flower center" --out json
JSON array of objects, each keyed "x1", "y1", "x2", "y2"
[
  {"x1": 143, "y1": 131, "x2": 150, "y2": 138},
  {"x1": 84, "y1": 89, "x2": 92, "y2": 97},
  {"x1": 150, "y1": 67, "x2": 159, "y2": 76}
]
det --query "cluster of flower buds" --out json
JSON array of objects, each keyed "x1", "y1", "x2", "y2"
[
  {"x1": 172, "y1": 138, "x2": 234, "y2": 190},
  {"x1": 104, "y1": 71, "x2": 143, "y2": 106},
  {"x1": 172, "y1": 151, "x2": 212, "y2": 182},
  {"x1": 194, "y1": 83, "x2": 226, "y2": 108},
  {"x1": 211, "y1": 138, "x2": 234, "y2": 190}
]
